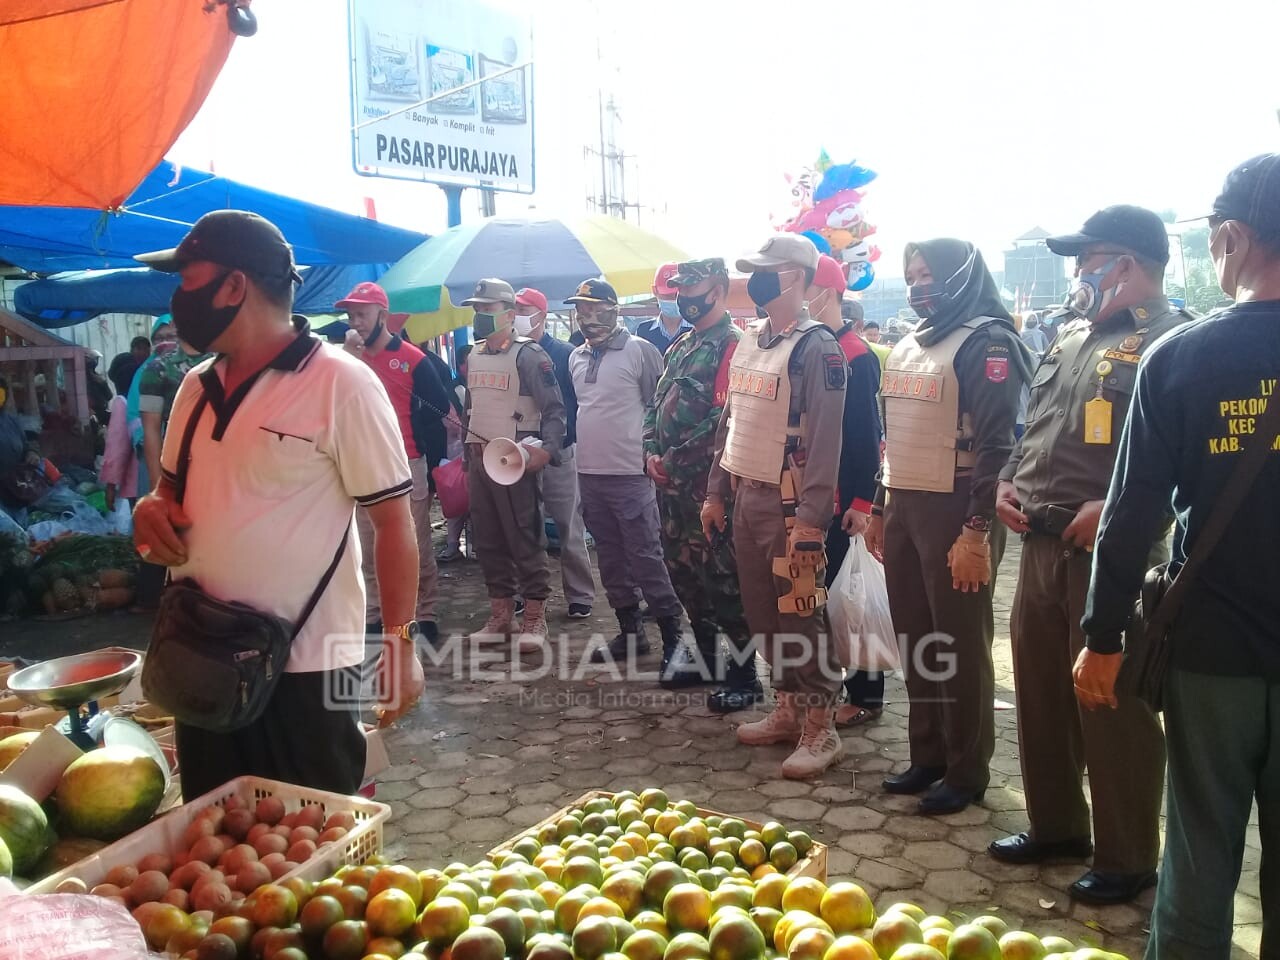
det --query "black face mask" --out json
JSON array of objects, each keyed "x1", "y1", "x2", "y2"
[
  {"x1": 746, "y1": 271, "x2": 782, "y2": 307},
  {"x1": 170, "y1": 273, "x2": 241, "y2": 353},
  {"x1": 363, "y1": 320, "x2": 384, "y2": 347},
  {"x1": 677, "y1": 290, "x2": 719, "y2": 324}
]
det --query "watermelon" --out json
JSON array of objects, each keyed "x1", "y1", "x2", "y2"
[
  {"x1": 0, "y1": 784, "x2": 50, "y2": 875},
  {"x1": 55, "y1": 745, "x2": 165, "y2": 841}
]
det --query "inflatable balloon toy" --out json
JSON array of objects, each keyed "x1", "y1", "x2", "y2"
[
  {"x1": 813, "y1": 160, "x2": 877, "y2": 201},
  {"x1": 787, "y1": 188, "x2": 866, "y2": 234},
  {"x1": 842, "y1": 241, "x2": 881, "y2": 292},
  {"x1": 800, "y1": 230, "x2": 832, "y2": 255}
]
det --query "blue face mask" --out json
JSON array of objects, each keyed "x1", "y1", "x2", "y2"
[
  {"x1": 658, "y1": 300, "x2": 681, "y2": 319},
  {"x1": 1065, "y1": 258, "x2": 1120, "y2": 322}
]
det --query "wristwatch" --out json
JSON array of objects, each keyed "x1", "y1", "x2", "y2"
[
  {"x1": 387, "y1": 622, "x2": 419, "y2": 643},
  {"x1": 964, "y1": 515, "x2": 991, "y2": 533}
]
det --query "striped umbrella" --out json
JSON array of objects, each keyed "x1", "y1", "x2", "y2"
[{"x1": 381, "y1": 215, "x2": 688, "y2": 341}]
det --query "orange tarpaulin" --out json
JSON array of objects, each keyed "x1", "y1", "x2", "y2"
[{"x1": 0, "y1": 0, "x2": 239, "y2": 208}]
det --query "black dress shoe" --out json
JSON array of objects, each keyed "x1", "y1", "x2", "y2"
[
  {"x1": 917, "y1": 783, "x2": 985, "y2": 816},
  {"x1": 1068, "y1": 869, "x2": 1157, "y2": 905},
  {"x1": 707, "y1": 679, "x2": 764, "y2": 713},
  {"x1": 882, "y1": 765, "x2": 946, "y2": 795},
  {"x1": 988, "y1": 832, "x2": 1093, "y2": 865}
]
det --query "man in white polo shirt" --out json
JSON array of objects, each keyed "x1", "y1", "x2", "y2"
[{"x1": 132, "y1": 210, "x2": 424, "y2": 798}]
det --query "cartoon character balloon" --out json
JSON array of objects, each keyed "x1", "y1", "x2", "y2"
[{"x1": 779, "y1": 153, "x2": 880, "y2": 290}]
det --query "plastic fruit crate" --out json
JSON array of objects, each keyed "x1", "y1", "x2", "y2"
[
  {"x1": 26, "y1": 775, "x2": 390, "y2": 894},
  {"x1": 487, "y1": 789, "x2": 828, "y2": 881}
]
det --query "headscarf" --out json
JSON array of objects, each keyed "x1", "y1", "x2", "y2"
[
  {"x1": 902, "y1": 239, "x2": 1014, "y2": 347},
  {"x1": 903, "y1": 238, "x2": 1035, "y2": 386}
]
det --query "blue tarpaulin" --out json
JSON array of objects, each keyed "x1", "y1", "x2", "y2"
[
  {"x1": 0, "y1": 160, "x2": 426, "y2": 273},
  {"x1": 14, "y1": 264, "x2": 393, "y2": 328}
]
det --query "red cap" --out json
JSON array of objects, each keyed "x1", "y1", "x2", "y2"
[
  {"x1": 515, "y1": 287, "x2": 548, "y2": 312},
  {"x1": 336, "y1": 281, "x2": 389, "y2": 310},
  {"x1": 813, "y1": 255, "x2": 848, "y2": 292},
  {"x1": 653, "y1": 262, "x2": 679, "y2": 297}
]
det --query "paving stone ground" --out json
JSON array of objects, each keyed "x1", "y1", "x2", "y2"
[
  {"x1": 2, "y1": 524, "x2": 1262, "y2": 957},
  {"x1": 382, "y1": 531, "x2": 1264, "y2": 960}
]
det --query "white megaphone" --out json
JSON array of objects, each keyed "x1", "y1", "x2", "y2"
[{"x1": 483, "y1": 437, "x2": 535, "y2": 485}]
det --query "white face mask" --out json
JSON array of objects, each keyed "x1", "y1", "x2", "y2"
[{"x1": 514, "y1": 313, "x2": 535, "y2": 337}]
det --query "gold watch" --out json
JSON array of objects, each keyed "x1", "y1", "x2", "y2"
[{"x1": 387, "y1": 622, "x2": 418, "y2": 642}]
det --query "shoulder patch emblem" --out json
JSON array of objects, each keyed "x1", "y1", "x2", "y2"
[
  {"x1": 824, "y1": 353, "x2": 846, "y2": 390},
  {"x1": 539, "y1": 358, "x2": 557, "y2": 386},
  {"x1": 985, "y1": 356, "x2": 1009, "y2": 383}
]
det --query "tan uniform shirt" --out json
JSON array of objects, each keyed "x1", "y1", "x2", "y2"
[
  {"x1": 708, "y1": 315, "x2": 847, "y2": 530},
  {"x1": 464, "y1": 337, "x2": 566, "y2": 465},
  {"x1": 1000, "y1": 297, "x2": 1192, "y2": 518}
]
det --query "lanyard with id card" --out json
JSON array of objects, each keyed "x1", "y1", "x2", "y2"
[{"x1": 1084, "y1": 357, "x2": 1113, "y2": 444}]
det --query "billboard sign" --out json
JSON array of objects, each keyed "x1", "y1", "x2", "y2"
[{"x1": 349, "y1": 0, "x2": 534, "y2": 193}]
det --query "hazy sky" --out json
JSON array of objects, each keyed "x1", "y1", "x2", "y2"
[{"x1": 171, "y1": 0, "x2": 1280, "y2": 277}]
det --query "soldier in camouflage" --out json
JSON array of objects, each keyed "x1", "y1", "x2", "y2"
[{"x1": 643, "y1": 258, "x2": 762, "y2": 711}]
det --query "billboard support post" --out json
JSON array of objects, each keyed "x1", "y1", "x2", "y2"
[{"x1": 443, "y1": 184, "x2": 463, "y2": 228}]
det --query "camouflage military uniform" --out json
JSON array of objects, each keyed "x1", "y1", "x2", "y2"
[{"x1": 643, "y1": 312, "x2": 753, "y2": 694}]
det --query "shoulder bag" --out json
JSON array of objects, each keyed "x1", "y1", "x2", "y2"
[
  {"x1": 1119, "y1": 391, "x2": 1280, "y2": 710},
  {"x1": 141, "y1": 389, "x2": 350, "y2": 732}
]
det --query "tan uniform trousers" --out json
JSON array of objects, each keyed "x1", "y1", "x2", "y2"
[
  {"x1": 732, "y1": 481, "x2": 841, "y2": 707},
  {"x1": 466, "y1": 448, "x2": 550, "y2": 600},
  {"x1": 884, "y1": 480, "x2": 997, "y2": 794},
  {"x1": 1011, "y1": 533, "x2": 1165, "y2": 873},
  {"x1": 356, "y1": 455, "x2": 438, "y2": 625}
]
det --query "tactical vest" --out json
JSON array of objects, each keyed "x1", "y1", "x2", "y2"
[
  {"x1": 466, "y1": 339, "x2": 542, "y2": 442},
  {"x1": 881, "y1": 317, "x2": 992, "y2": 493},
  {"x1": 720, "y1": 318, "x2": 821, "y2": 484}
]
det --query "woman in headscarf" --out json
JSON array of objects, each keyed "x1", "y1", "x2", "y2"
[{"x1": 865, "y1": 238, "x2": 1034, "y2": 815}]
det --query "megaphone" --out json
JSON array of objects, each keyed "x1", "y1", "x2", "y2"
[{"x1": 483, "y1": 437, "x2": 530, "y2": 485}]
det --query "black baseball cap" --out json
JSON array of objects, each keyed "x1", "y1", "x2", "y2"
[
  {"x1": 1211, "y1": 153, "x2": 1280, "y2": 241},
  {"x1": 564, "y1": 278, "x2": 619, "y2": 306},
  {"x1": 1046, "y1": 204, "x2": 1170, "y2": 265},
  {"x1": 137, "y1": 210, "x2": 304, "y2": 284}
]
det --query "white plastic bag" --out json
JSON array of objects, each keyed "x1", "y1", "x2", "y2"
[
  {"x1": 0, "y1": 894, "x2": 152, "y2": 959},
  {"x1": 105, "y1": 499, "x2": 133, "y2": 536},
  {"x1": 828, "y1": 535, "x2": 899, "y2": 671}
]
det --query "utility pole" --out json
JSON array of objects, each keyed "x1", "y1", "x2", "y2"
[{"x1": 584, "y1": 0, "x2": 640, "y2": 219}]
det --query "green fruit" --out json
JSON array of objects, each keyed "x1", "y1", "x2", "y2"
[
  {"x1": 0, "y1": 835, "x2": 11, "y2": 878},
  {"x1": 451, "y1": 926, "x2": 506, "y2": 960},
  {"x1": 707, "y1": 913, "x2": 765, "y2": 960},
  {"x1": 54, "y1": 746, "x2": 164, "y2": 841},
  {"x1": 945, "y1": 923, "x2": 1000, "y2": 960},
  {"x1": 622, "y1": 929, "x2": 669, "y2": 960},
  {"x1": 574, "y1": 915, "x2": 620, "y2": 960},
  {"x1": 0, "y1": 784, "x2": 50, "y2": 875},
  {"x1": 664, "y1": 932, "x2": 710, "y2": 960}
]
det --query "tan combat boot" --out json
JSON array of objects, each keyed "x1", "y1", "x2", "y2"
[
  {"x1": 781, "y1": 707, "x2": 844, "y2": 779},
  {"x1": 515, "y1": 598, "x2": 548, "y2": 650},
  {"x1": 736, "y1": 691, "x2": 802, "y2": 745},
  {"x1": 471, "y1": 597, "x2": 516, "y2": 639}
]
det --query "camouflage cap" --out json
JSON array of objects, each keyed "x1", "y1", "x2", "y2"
[{"x1": 669, "y1": 257, "x2": 729, "y2": 288}]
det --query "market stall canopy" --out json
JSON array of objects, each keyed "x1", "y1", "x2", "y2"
[
  {"x1": 13, "y1": 264, "x2": 394, "y2": 329},
  {"x1": 0, "y1": 161, "x2": 427, "y2": 275},
  {"x1": 380, "y1": 215, "x2": 688, "y2": 341},
  {"x1": 0, "y1": 0, "x2": 243, "y2": 208}
]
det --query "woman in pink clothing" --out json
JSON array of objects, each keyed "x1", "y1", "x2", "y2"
[{"x1": 99, "y1": 366, "x2": 139, "y2": 510}]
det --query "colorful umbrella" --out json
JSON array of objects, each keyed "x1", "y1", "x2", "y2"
[{"x1": 381, "y1": 215, "x2": 688, "y2": 341}]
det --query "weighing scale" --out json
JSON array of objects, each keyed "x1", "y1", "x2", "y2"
[{"x1": 7, "y1": 650, "x2": 143, "y2": 750}]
